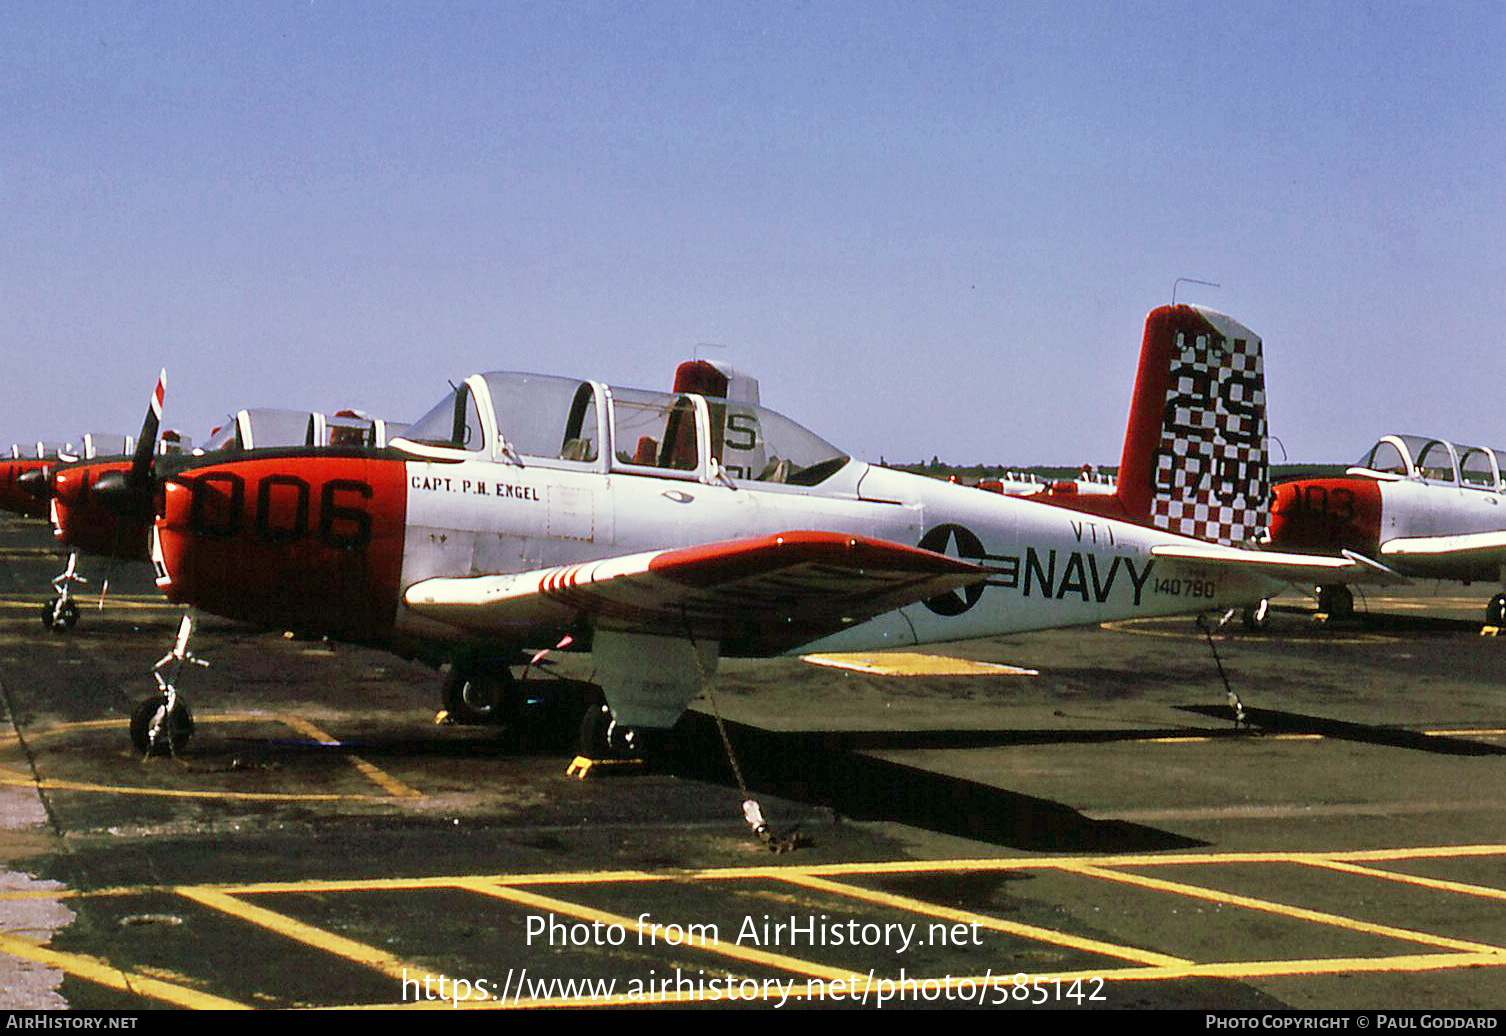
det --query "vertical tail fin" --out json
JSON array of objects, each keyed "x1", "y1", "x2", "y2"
[{"x1": 1116, "y1": 305, "x2": 1269, "y2": 546}]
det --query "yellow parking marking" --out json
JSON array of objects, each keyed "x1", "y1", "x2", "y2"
[
  {"x1": 1100, "y1": 618, "x2": 1384, "y2": 644},
  {"x1": 9, "y1": 843, "x2": 1505, "y2": 1008},
  {"x1": 774, "y1": 872, "x2": 1189, "y2": 967},
  {"x1": 177, "y1": 887, "x2": 449, "y2": 990},
  {"x1": 801, "y1": 652, "x2": 1038, "y2": 676},
  {"x1": 0, "y1": 596, "x2": 180, "y2": 612},
  {"x1": 0, "y1": 930, "x2": 247, "y2": 1009},
  {"x1": 1059, "y1": 863, "x2": 1506, "y2": 955},
  {"x1": 0, "y1": 713, "x2": 423, "y2": 801},
  {"x1": 460, "y1": 879, "x2": 858, "y2": 982},
  {"x1": 275, "y1": 716, "x2": 422, "y2": 799},
  {"x1": 1300, "y1": 858, "x2": 1506, "y2": 901}
]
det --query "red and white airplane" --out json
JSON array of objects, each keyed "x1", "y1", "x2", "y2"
[
  {"x1": 33, "y1": 375, "x2": 399, "y2": 631},
  {"x1": 1, "y1": 442, "x2": 79, "y2": 520},
  {"x1": 130, "y1": 304, "x2": 1372, "y2": 757},
  {"x1": 1266, "y1": 434, "x2": 1506, "y2": 624}
]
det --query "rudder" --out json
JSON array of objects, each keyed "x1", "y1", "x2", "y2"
[{"x1": 1116, "y1": 305, "x2": 1269, "y2": 546}]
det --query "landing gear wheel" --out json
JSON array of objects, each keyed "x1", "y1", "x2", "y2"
[
  {"x1": 130, "y1": 698, "x2": 194, "y2": 757},
  {"x1": 576, "y1": 704, "x2": 645, "y2": 759},
  {"x1": 1242, "y1": 598, "x2": 1271, "y2": 631},
  {"x1": 41, "y1": 598, "x2": 79, "y2": 633},
  {"x1": 441, "y1": 667, "x2": 515, "y2": 725},
  {"x1": 1316, "y1": 583, "x2": 1354, "y2": 619},
  {"x1": 1487, "y1": 593, "x2": 1506, "y2": 627}
]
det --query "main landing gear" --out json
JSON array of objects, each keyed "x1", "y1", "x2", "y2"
[
  {"x1": 40, "y1": 553, "x2": 84, "y2": 633},
  {"x1": 1486, "y1": 592, "x2": 1506, "y2": 629},
  {"x1": 1315, "y1": 583, "x2": 1355, "y2": 620},
  {"x1": 437, "y1": 658, "x2": 594, "y2": 753},
  {"x1": 131, "y1": 614, "x2": 208, "y2": 756}
]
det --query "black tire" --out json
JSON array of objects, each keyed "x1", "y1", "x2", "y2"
[
  {"x1": 41, "y1": 598, "x2": 79, "y2": 633},
  {"x1": 441, "y1": 667, "x2": 514, "y2": 725},
  {"x1": 130, "y1": 698, "x2": 194, "y2": 757},
  {"x1": 577, "y1": 703, "x2": 615, "y2": 757},
  {"x1": 1488, "y1": 593, "x2": 1506, "y2": 627},
  {"x1": 1316, "y1": 583, "x2": 1354, "y2": 619},
  {"x1": 574, "y1": 702, "x2": 650, "y2": 759},
  {"x1": 1242, "y1": 598, "x2": 1271, "y2": 631}
]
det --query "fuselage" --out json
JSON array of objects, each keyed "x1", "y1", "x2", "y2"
[
  {"x1": 151, "y1": 445, "x2": 1275, "y2": 661},
  {"x1": 1268, "y1": 434, "x2": 1506, "y2": 582}
]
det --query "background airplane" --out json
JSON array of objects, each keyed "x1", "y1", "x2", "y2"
[
  {"x1": 30, "y1": 371, "x2": 401, "y2": 630},
  {"x1": 1266, "y1": 433, "x2": 1506, "y2": 624},
  {"x1": 1, "y1": 442, "x2": 77, "y2": 520},
  {"x1": 130, "y1": 304, "x2": 1370, "y2": 759}
]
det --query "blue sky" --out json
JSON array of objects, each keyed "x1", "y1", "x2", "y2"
[{"x1": 5, "y1": 1, "x2": 1505, "y2": 464}]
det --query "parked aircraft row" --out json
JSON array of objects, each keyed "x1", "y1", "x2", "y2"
[{"x1": 3, "y1": 302, "x2": 1500, "y2": 768}]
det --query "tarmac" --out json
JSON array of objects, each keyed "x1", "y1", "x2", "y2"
[{"x1": 0, "y1": 514, "x2": 1503, "y2": 1011}]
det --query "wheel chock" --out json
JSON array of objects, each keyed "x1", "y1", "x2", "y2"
[
  {"x1": 1482, "y1": 626, "x2": 1502, "y2": 637},
  {"x1": 565, "y1": 755, "x2": 644, "y2": 779}
]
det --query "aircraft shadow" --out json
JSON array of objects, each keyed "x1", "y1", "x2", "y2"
[
  {"x1": 1176, "y1": 705, "x2": 1506, "y2": 756},
  {"x1": 661, "y1": 713, "x2": 1208, "y2": 853}
]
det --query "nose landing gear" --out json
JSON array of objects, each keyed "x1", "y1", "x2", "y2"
[
  {"x1": 41, "y1": 553, "x2": 85, "y2": 633},
  {"x1": 131, "y1": 614, "x2": 208, "y2": 757}
]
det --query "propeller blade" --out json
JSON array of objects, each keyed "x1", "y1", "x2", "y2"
[{"x1": 127, "y1": 369, "x2": 166, "y2": 488}]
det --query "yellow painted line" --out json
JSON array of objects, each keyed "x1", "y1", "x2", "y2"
[
  {"x1": 0, "y1": 712, "x2": 421, "y2": 802},
  {"x1": 274, "y1": 716, "x2": 422, "y2": 799},
  {"x1": 1140, "y1": 728, "x2": 1506, "y2": 745},
  {"x1": 459, "y1": 879, "x2": 859, "y2": 982},
  {"x1": 0, "y1": 930, "x2": 248, "y2": 1009},
  {"x1": 0, "y1": 768, "x2": 393, "y2": 802},
  {"x1": 177, "y1": 887, "x2": 449, "y2": 989},
  {"x1": 1300, "y1": 859, "x2": 1506, "y2": 901},
  {"x1": 774, "y1": 872, "x2": 1189, "y2": 967},
  {"x1": 0, "y1": 597, "x2": 178, "y2": 611},
  {"x1": 1141, "y1": 733, "x2": 1324, "y2": 744},
  {"x1": 1060, "y1": 863, "x2": 1506, "y2": 956},
  {"x1": 31, "y1": 845, "x2": 1506, "y2": 903},
  {"x1": 801, "y1": 652, "x2": 1038, "y2": 676},
  {"x1": 1099, "y1": 619, "x2": 1382, "y2": 644}
]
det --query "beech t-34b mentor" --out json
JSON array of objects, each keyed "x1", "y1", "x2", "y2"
[
  {"x1": 1267, "y1": 434, "x2": 1506, "y2": 625},
  {"x1": 138, "y1": 305, "x2": 1375, "y2": 758}
]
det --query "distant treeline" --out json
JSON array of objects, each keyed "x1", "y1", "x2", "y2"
[{"x1": 885, "y1": 461, "x2": 1351, "y2": 482}]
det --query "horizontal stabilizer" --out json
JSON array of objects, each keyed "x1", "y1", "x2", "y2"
[{"x1": 1150, "y1": 542, "x2": 1409, "y2": 586}]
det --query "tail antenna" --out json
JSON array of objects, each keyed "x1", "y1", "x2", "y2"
[{"x1": 1171, "y1": 278, "x2": 1221, "y2": 307}]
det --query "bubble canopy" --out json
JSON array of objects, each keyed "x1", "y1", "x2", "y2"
[
  {"x1": 1351, "y1": 434, "x2": 1506, "y2": 490},
  {"x1": 396, "y1": 372, "x2": 851, "y2": 487}
]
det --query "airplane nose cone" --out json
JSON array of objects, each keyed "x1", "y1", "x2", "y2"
[{"x1": 1268, "y1": 478, "x2": 1382, "y2": 555}]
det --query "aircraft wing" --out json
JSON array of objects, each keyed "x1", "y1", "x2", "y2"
[
  {"x1": 1149, "y1": 543, "x2": 1411, "y2": 585},
  {"x1": 403, "y1": 530, "x2": 986, "y2": 653},
  {"x1": 1380, "y1": 530, "x2": 1506, "y2": 569}
]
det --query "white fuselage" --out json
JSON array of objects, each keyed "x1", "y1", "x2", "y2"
[{"x1": 392, "y1": 458, "x2": 1273, "y2": 656}]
